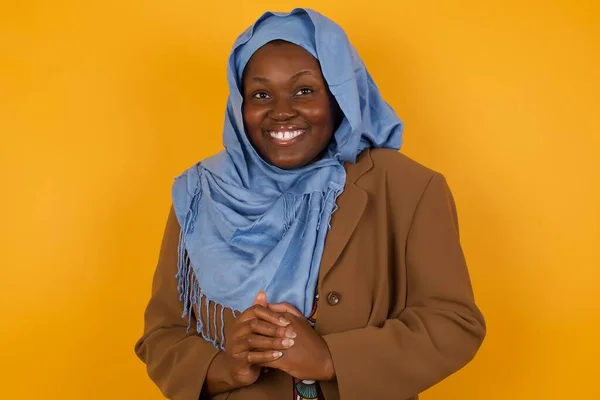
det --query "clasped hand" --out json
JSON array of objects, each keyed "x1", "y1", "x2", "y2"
[{"x1": 222, "y1": 291, "x2": 335, "y2": 389}]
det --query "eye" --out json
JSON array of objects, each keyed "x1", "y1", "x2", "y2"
[
  {"x1": 252, "y1": 92, "x2": 271, "y2": 99},
  {"x1": 295, "y1": 88, "x2": 313, "y2": 96}
]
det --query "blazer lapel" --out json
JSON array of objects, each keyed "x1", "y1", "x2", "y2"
[{"x1": 318, "y1": 150, "x2": 373, "y2": 283}]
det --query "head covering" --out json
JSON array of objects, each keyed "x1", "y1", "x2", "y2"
[{"x1": 171, "y1": 8, "x2": 403, "y2": 349}]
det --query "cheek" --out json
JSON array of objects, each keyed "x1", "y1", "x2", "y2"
[
  {"x1": 299, "y1": 104, "x2": 334, "y2": 131},
  {"x1": 242, "y1": 105, "x2": 258, "y2": 126},
  {"x1": 242, "y1": 106, "x2": 266, "y2": 137}
]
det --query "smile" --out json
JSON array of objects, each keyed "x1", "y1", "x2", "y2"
[{"x1": 267, "y1": 129, "x2": 307, "y2": 145}]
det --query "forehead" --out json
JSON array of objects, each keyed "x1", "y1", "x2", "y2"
[{"x1": 243, "y1": 41, "x2": 322, "y2": 77}]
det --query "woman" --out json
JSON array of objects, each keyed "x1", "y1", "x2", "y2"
[{"x1": 135, "y1": 8, "x2": 486, "y2": 400}]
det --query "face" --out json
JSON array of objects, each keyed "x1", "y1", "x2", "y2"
[{"x1": 242, "y1": 41, "x2": 341, "y2": 170}]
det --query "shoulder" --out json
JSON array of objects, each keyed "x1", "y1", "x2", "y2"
[
  {"x1": 172, "y1": 162, "x2": 202, "y2": 197},
  {"x1": 170, "y1": 151, "x2": 231, "y2": 226},
  {"x1": 356, "y1": 148, "x2": 444, "y2": 197},
  {"x1": 368, "y1": 148, "x2": 437, "y2": 180},
  {"x1": 351, "y1": 149, "x2": 457, "y2": 230},
  {"x1": 171, "y1": 162, "x2": 202, "y2": 227},
  {"x1": 351, "y1": 148, "x2": 456, "y2": 221}
]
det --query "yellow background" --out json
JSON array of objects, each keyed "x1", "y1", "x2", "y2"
[{"x1": 1, "y1": 0, "x2": 598, "y2": 398}]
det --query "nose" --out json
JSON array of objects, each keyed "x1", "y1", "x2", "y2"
[{"x1": 268, "y1": 96, "x2": 297, "y2": 121}]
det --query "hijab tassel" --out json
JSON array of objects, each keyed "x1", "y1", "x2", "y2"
[{"x1": 175, "y1": 180, "x2": 227, "y2": 350}]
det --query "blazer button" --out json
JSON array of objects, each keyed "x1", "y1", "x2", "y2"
[{"x1": 326, "y1": 291, "x2": 341, "y2": 306}]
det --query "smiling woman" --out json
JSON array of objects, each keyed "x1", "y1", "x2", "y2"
[
  {"x1": 134, "y1": 8, "x2": 486, "y2": 400},
  {"x1": 242, "y1": 40, "x2": 341, "y2": 169}
]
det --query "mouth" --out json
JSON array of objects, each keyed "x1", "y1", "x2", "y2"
[{"x1": 265, "y1": 128, "x2": 307, "y2": 147}]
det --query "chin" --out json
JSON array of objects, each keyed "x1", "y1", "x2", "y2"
[
  {"x1": 272, "y1": 161, "x2": 303, "y2": 170},
  {"x1": 268, "y1": 156, "x2": 306, "y2": 170}
]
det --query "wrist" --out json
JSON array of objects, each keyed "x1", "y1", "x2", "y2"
[
  {"x1": 321, "y1": 351, "x2": 336, "y2": 381},
  {"x1": 205, "y1": 352, "x2": 244, "y2": 396},
  {"x1": 219, "y1": 353, "x2": 246, "y2": 390}
]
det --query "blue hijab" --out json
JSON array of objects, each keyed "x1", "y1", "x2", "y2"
[{"x1": 172, "y1": 8, "x2": 403, "y2": 349}]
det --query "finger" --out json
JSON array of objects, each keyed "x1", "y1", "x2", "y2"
[
  {"x1": 238, "y1": 304, "x2": 290, "y2": 326},
  {"x1": 253, "y1": 290, "x2": 267, "y2": 308},
  {"x1": 247, "y1": 350, "x2": 283, "y2": 364},
  {"x1": 236, "y1": 318, "x2": 296, "y2": 340},
  {"x1": 242, "y1": 334, "x2": 295, "y2": 351},
  {"x1": 255, "y1": 305, "x2": 292, "y2": 325},
  {"x1": 267, "y1": 302, "x2": 304, "y2": 318},
  {"x1": 256, "y1": 360, "x2": 280, "y2": 368}
]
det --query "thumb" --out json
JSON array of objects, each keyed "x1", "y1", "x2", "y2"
[{"x1": 253, "y1": 290, "x2": 267, "y2": 307}]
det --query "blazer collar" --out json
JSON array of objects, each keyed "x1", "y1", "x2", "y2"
[
  {"x1": 318, "y1": 149, "x2": 373, "y2": 284},
  {"x1": 345, "y1": 148, "x2": 373, "y2": 184}
]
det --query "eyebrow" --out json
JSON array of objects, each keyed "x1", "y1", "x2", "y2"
[{"x1": 251, "y1": 70, "x2": 315, "y2": 83}]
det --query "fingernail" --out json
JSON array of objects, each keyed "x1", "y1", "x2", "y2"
[
  {"x1": 273, "y1": 351, "x2": 283, "y2": 359},
  {"x1": 282, "y1": 339, "x2": 295, "y2": 348},
  {"x1": 285, "y1": 330, "x2": 297, "y2": 339},
  {"x1": 279, "y1": 317, "x2": 290, "y2": 325}
]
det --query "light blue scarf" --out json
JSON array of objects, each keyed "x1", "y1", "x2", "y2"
[{"x1": 172, "y1": 8, "x2": 403, "y2": 349}]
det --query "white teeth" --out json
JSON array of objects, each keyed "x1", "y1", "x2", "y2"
[{"x1": 269, "y1": 130, "x2": 304, "y2": 141}]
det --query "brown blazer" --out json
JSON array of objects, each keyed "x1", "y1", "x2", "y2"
[{"x1": 135, "y1": 148, "x2": 486, "y2": 400}]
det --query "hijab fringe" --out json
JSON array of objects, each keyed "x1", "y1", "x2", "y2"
[
  {"x1": 318, "y1": 185, "x2": 342, "y2": 231},
  {"x1": 175, "y1": 183, "x2": 229, "y2": 351}
]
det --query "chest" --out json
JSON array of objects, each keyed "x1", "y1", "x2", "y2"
[
  {"x1": 192, "y1": 189, "x2": 410, "y2": 345},
  {"x1": 315, "y1": 195, "x2": 409, "y2": 335}
]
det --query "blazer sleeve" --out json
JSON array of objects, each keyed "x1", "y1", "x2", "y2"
[
  {"x1": 134, "y1": 206, "x2": 220, "y2": 400},
  {"x1": 322, "y1": 173, "x2": 486, "y2": 399}
]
